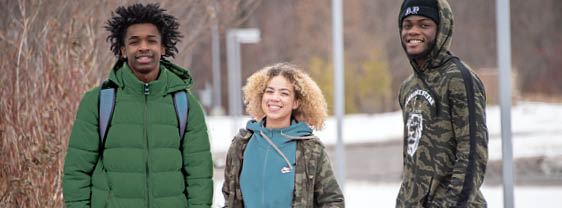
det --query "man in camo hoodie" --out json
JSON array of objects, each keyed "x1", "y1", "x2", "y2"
[{"x1": 396, "y1": 0, "x2": 489, "y2": 207}]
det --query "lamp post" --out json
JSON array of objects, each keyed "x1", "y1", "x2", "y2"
[
  {"x1": 496, "y1": 0, "x2": 514, "y2": 207},
  {"x1": 226, "y1": 28, "x2": 260, "y2": 133},
  {"x1": 211, "y1": 24, "x2": 223, "y2": 115},
  {"x1": 332, "y1": 0, "x2": 346, "y2": 189}
]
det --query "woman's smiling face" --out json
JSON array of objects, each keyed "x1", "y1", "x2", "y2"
[{"x1": 261, "y1": 75, "x2": 300, "y2": 129}]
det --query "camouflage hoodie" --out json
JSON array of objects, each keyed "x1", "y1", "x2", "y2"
[
  {"x1": 396, "y1": 0, "x2": 489, "y2": 207},
  {"x1": 222, "y1": 120, "x2": 344, "y2": 208}
]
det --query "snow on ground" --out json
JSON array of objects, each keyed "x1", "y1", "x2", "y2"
[
  {"x1": 344, "y1": 181, "x2": 562, "y2": 208},
  {"x1": 485, "y1": 102, "x2": 562, "y2": 160},
  {"x1": 207, "y1": 101, "x2": 562, "y2": 160},
  {"x1": 212, "y1": 179, "x2": 562, "y2": 208}
]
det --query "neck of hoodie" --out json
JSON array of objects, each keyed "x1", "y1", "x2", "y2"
[
  {"x1": 265, "y1": 117, "x2": 291, "y2": 129},
  {"x1": 106, "y1": 59, "x2": 194, "y2": 95},
  {"x1": 246, "y1": 118, "x2": 313, "y2": 140}
]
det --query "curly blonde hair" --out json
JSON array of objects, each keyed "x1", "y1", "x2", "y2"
[{"x1": 242, "y1": 63, "x2": 328, "y2": 130}]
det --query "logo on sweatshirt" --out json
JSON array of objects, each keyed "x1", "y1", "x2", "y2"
[
  {"x1": 405, "y1": 89, "x2": 435, "y2": 107},
  {"x1": 406, "y1": 112, "x2": 423, "y2": 156},
  {"x1": 281, "y1": 166, "x2": 291, "y2": 174}
]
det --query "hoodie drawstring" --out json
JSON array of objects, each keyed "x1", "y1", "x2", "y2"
[
  {"x1": 259, "y1": 131, "x2": 306, "y2": 171},
  {"x1": 280, "y1": 132, "x2": 316, "y2": 140}
]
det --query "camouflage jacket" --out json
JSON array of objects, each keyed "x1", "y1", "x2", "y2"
[
  {"x1": 396, "y1": 0, "x2": 489, "y2": 207},
  {"x1": 222, "y1": 128, "x2": 344, "y2": 208}
]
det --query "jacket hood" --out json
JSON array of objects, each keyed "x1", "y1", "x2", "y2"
[
  {"x1": 106, "y1": 59, "x2": 193, "y2": 93},
  {"x1": 399, "y1": 0, "x2": 454, "y2": 71},
  {"x1": 246, "y1": 119, "x2": 313, "y2": 139}
]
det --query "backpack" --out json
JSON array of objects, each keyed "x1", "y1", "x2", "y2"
[{"x1": 97, "y1": 80, "x2": 189, "y2": 148}]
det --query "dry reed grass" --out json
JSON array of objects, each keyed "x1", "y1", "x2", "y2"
[
  {"x1": 0, "y1": 0, "x2": 259, "y2": 206},
  {"x1": 0, "y1": 1, "x2": 100, "y2": 206}
]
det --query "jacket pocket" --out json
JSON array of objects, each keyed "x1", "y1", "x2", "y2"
[
  {"x1": 421, "y1": 176, "x2": 435, "y2": 207},
  {"x1": 104, "y1": 192, "x2": 111, "y2": 208},
  {"x1": 306, "y1": 153, "x2": 317, "y2": 207},
  {"x1": 428, "y1": 175, "x2": 451, "y2": 206},
  {"x1": 104, "y1": 185, "x2": 113, "y2": 208}
]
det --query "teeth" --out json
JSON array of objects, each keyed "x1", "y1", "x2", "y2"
[
  {"x1": 409, "y1": 40, "x2": 422, "y2": 43},
  {"x1": 268, "y1": 104, "x2": 281, "y2": 109}
]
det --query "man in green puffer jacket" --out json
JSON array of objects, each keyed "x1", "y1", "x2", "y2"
[
  {"x1": 396, "y1": 0, "x2": 489, "y2": 207},
  {"x1": 63, "y1": 3, "x2": 213, "y2": 208}
]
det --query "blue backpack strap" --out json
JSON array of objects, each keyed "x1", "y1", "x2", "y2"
[
  {"x1": 172, "y1": 90, "x2": 189, "y2": 142},
  {"x1": 98, "y1": 80, "x2": 115, "y2": 146}
]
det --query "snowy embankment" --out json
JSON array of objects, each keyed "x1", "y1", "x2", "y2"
[
  {"x1": 343, "y1": 181, "x2": 562, "y2": 208},
  {"x1": 207, "y1": 101, "x2": 562, "y2": 160}
]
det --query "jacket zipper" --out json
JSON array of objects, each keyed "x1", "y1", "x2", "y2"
[
  {"x1": 104, "y1": 161, "x2": 113, "y2": 208},
  {"x1": 144, "y1": 83, "x2": 151, "y2": 208}
]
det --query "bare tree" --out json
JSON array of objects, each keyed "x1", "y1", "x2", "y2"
[{"x1": 511, "y1": 0, "x2": 562, "y2": 96}]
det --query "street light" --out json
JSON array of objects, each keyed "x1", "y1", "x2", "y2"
[
  {"x1": 226, "y1": 28, "x2": 260, "y2": 133},
  {"x1": 211, "y1": 24, "x2": 223, "y2": 116},
  {"x1": 496, "y1": 0, "x2": 514, "y2": 207},
  {"x1": 332, "y1": 0, "x2": 346, "y2": 190}
]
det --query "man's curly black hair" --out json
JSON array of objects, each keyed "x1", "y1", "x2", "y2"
[{"x1": 105, "y1": 3, "x2": 183, "y2": 59}]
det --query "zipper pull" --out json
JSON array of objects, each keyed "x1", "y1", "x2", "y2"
[{"x1": 144, "y1": 83, "x2": 149, "y2": 96}]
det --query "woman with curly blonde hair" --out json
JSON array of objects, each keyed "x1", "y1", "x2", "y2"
[{"x1": 222, "y1": 63, "x2": 344, "y2": 208}]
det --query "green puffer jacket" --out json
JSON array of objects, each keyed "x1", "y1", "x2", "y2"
[
  {"x1": 396, "y1": 0, "x2": 488, "y2": 207},
  {"x1": 222, "y1": 128, "x2": 344, "y2": 208},
  {"x1": 63, "y1": 60, "x2": 213, "y2": 208}
]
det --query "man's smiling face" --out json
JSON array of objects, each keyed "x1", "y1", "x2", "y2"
[
  {"x1": 401, "y1": 15, "x2": 437, "y2": 63},
  {"x1": 120, "y1": 23, "x2": 164, "y2": 75}
]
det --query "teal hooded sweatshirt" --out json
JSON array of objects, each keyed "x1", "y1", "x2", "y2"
[
  {"x1": 63, "y1": 60, "x2": 213, "y2": 208},
  {"x1": 239, "y1": 119, "x2": 313, "y2": 208}
]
